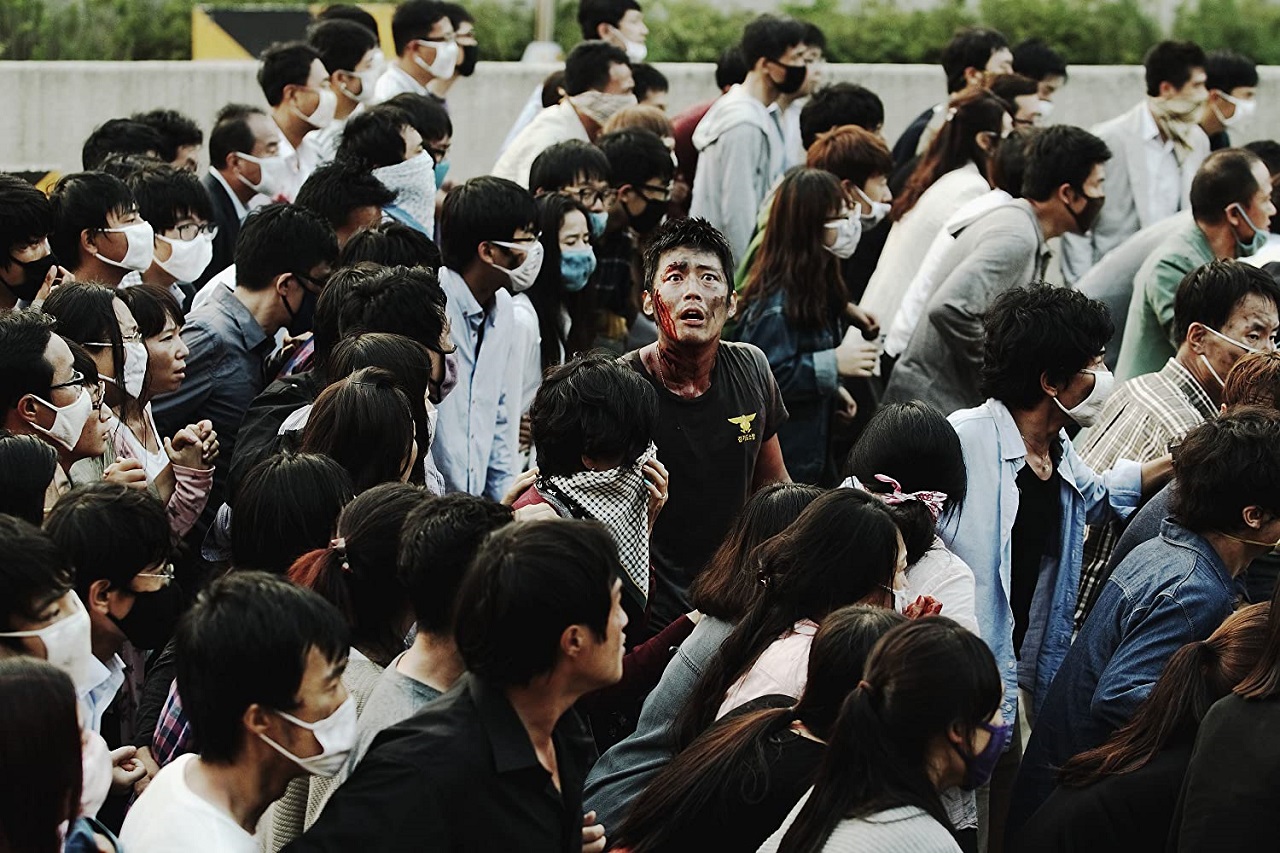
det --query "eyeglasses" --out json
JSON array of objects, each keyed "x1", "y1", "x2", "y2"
[
  {"x1": 87, "y1": 381, "x2": 106, "y2": 409},
  {"x1": 135, "y1": 562, "x2": 176, "y2": 587},
  {"x1": 84, "y1": 330, "x2": 142, "y2": 348},
  {"x1": 639, "y1": 183, "x2": 674, "y2": 203},
  {"x1": 48, "y1": 370, "x2": 86, "y2": 394},
  {"x1": 564, "y1": 185, "x2": 618, "y2": 207},
  {"x1": 171, "y1": 222, "x2": 219, "y2": 242},
  {"x1": 293, "y1": 271, "x2": 329, "y2": 292}
]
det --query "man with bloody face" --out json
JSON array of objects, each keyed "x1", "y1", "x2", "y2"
[{"x1": 622, "y1": 218, "x2": 789, "y2": 635}]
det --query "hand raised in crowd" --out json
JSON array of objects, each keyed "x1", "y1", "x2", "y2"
[
  {"x1": 166, "y1": 422, "x2": 214, "y2": 470},
  {"x1": 32, "y1": 263, "x2": 72, "y2": 307},
  {"x1": 834, "y1": 385, "x2": 858, "y2": 425},
  {"x1": 581, "y1": 811, "x2": 606, "y2": 853},
  {"x1": 903, "y1": 595, "x2": 944, "y2": 619},
  {"x1": 643, "y1": 456, "x2": 669, "y2": 530},
  {"x1": 835, "y1": 326, "x2": 880, "y2": 378},
  {"x1": 109, "y1": 745, "x2": 148, "y2": 793},
  {"x1": 846, "y1": 302, "x2": 880, "y2": 340},
  {"x1": 132, "y1": 745, "x2": 160, "y2": 796},
  {"x1": 103, "y1": 458, "x2": 148, "y2": 490},
  {"x1": 502, "y1": 467, "x2": 539, "y2": 506}
]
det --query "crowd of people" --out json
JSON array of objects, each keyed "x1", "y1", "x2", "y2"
[{"x1": 3, "y1": 1, "x2": 1280, "y2": 851}]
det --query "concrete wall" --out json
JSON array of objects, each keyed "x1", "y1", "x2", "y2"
[{"x1": 3, "y1": 60, "x2": 1279, "y2": 181}]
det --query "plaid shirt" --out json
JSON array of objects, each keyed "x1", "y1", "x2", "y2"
[
  {"x1": 152, "y1": 679, "x2": 193, "y2": 767},
  {"x1": 1072, "y1": 358, "x2": 1216, "y2": 629}
]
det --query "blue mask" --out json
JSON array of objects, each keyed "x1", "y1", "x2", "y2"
[
  {"x1": 560, "y1": 248, "x2": 597, "y2": 292},
  {"x1": 1231, "y1": 203, "x2": 1269, "y2": 257},
  {"x1": 433, "y1": 160, "x2": 451, "y2": 188},
  {"x1": 587, "y1": 210, "x2": 608, "y2": 239}
]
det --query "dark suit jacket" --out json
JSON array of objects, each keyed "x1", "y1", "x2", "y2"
[{"x1": 198, "y1": 171, "x2": 241, "y2": 292}]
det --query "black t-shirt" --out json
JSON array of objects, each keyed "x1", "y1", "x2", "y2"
[
  {"x1": 1011, "y1": 463, "x2": 1060, "y2": 657},
  {"x1": 621, "y1": 342, "x2": 788, "y2": 632}
]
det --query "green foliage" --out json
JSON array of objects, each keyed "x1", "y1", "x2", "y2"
[
  {"x1": 2, "y1": 0, "x2": 1250, "y2": 65},
  {"x1": 1172, "y1": 0, "x2": 1280, "y2": 65}
]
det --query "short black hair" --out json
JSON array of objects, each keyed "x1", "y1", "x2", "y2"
[
  {"x1": 336, "y1": 264, "x2": 449, "y2": 352},
  {"x1": 845, "y1": 400, "x2": 967, "y2": 522},
  {"x1": 307, "y1": 17, "x2": 378, "y2": 75},
  {"x1": 641, "y1": 217, "x2": 734, "y2": 292},
  {"x1": 440, "y1": 2, "x2": 474, "y2": 28},
  {"x1": 596, "y1": 128, "x2": 672, "y2": 189},
  {"x1": 326, "y1": 332, "x2": 437, "y2": 460},
  {"x1": 530, "y1": 351, "x2": 658, "y2": 476},
  {"x1": 44, "y1": 483, "x2": 170, "y2": 596},
  {"x1": 384, "y1": 93, "x2": 454, "y2": 142},
  {"x1": 0, "y1": 173, "x2": 54, "y2": 255},
  {"x1": 1173, "y1": 260, "x2": 1280, "y2": 344},
  {"x1": 631, "y1": 63, "x2": 668, "y2": 102},
  {"x1": 1245, "y1": 139, "x2": 1280, "y2": 177},
  {"x1": 1020, "y1": 125, "x2": 1112, "y2": 202},
  {"x1": 258, "y1": 41, "x2": 323, "y2": 106},
  {"x1": 715, "y1": 45, "x2": 749, "y2": 90},
  {"x1": 0, "y1": 514, "x2": 72, "y2": 635},
  {"x1": 1144, "y1": 40, "x2": 1207, "y2": 98},
  {"x1": 338, "y1": 220, "x2": 443, "y2": 270},
  {"x1": 176, "y1": 571, "x2": 349, "y2": 763},
  {"x1": 991, "y1": 127, "x2": 1038, "y2": 197},
  {"x1": 316, "y1": 4, "x2": 380, "y2": 39},
  {"x1": 1205, "y1": 49, "x2": 1258, "y2": 93},
  {"x1": 0, "y1": 432, "x2": 59, "y2": 527},
  {"x1": 42, "y1": 282, "x2": 127, "y2": 391},
  {"x1": 209, "y1": 104, "x2": 267, "y2": 173},
  {"x1": 981, "y1": 284, "x2": 1113, "y2": 410},
  {"x1": 1191, "y1": 148, "x2": 1267, "y2": 225},
  {"x1": 439, "y1": 176, "x2": 537, "y2": 271},
  {"x1": 577, "y1": 0, "x2": 641, "y2": 42},
  {"x1": 117, "y1": 283, "x2": 184, "y2": 340},
  {"x1": 125, "y1": 164, "x2": 215, "y2": 235},
  {"x1": 81, "y1": 118, "x2": 164, "y2": 171},
  {"x1": 529, "y1": 140, "x2": 612, "y2": 195},
  {"x1": 398, "y1": 494, "x2": 513, "y2": 632},
  {"x1": 799, "y1": 83, "x2": 885, "y2": 150},
  {"x1": 231, "y1": 453, "x2": 355, "y2": 573},
  {"x1": 990, "y1": 72, "x2": 1040, "y2": 105},
  {"x1": 1012, "y1": 38, "x2": 1067, "y2": 83},
  {"x1": 131, "y1": 110, "x2": 204, "y2": 164},
  {"x1": 48, "y1": 171, "x2": 137, "y2": 267},
  {"x1": 1173, "y1": 406, "x2": 1280, "y2": 533},
  {"x1": 301, "y1": 367, "x2": 417, "y2": 492},
  {"x1": 802, "y1": 21, "x2": 827, "y2": 52},
  {"x1": 455, "y1": 519, "x2": 619, "y2": 686},
  {"x1": 391, "y1": 0, "x2": 451, "y2": 55},
  {"x1": 235, "y1": 203, "x2": 339, "y2": 291},
  {"x1": 564, "y1": 41, "x2": 630, "y2": 96},
  {"x1": 739, "y1": 14, "x2": 807, "y2": 68},
  {"x1": 0, "y1": 310, "x2": 56, "y2": 415},
  {"x1": 942, "y1": 27, "x2": 1010, "y2": 93},
  {"x1": 295, "y1": 162, "x2": 396, "y2": 232},
  {"x1": 337, "y1": 105, "x2": 413, "y2": 169}
]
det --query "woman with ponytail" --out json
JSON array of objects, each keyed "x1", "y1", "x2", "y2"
[
  {"x1": 271, "y1": 482, "x2": 427, "y2": 844},
  {"x1": 672, "y1": 488, "x2": 903, "y2": 752},
  {"x1": 1019, "y1": 602, "x2": 1267, "y2": 852},
  {"x1": 612, "y1": 605, "x2": 905, "y2": 853},
  {"x1": 761, "y1": 617, "x2": 1005, "y2": 853}
]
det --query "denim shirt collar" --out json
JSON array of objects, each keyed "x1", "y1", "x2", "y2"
[{"x1": 1158, "y1": 517, "x2": 1236, "y2": 592}]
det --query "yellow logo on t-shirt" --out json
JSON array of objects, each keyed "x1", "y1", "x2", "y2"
[{"x1": 728, "y1": 413, "x2": 758, "y2": 443}]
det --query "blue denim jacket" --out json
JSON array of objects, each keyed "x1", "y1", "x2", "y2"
[
  {"x1": 733, "y1": 289, "x2": 842, "y2": 484},
  {"x1": 941, "y1": 399, "x2": 1142, "y2": 726},
  {"x1": 1007, "y1": 518, "x2": 1237, "y2": 834}
]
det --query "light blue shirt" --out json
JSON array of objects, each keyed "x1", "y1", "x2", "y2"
[
  {"x1": 431, "y1": 268, "x2": 516, "y2": 500},
  {"x1": 940, "y1": 399, "x2": 1142, "y2": 724}
]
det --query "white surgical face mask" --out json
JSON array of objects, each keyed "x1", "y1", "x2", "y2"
[
  {"x1": 80, "y1": 729, "x2": 113, "y2": 818},
  {"x1": 413, "y1": 40, "x2": 459, "y2": 80},
  {"x1": 1216, "y1": 91, "x2": 1257, "y2": 127},
  {"x1": 119, "y1": 341, "x2": 149, "y2": 399},
  {"x1": 342, "y1": 51, "x2": 386, "y2": 104},
  {"x1": 155, "y1": 232, "x2": 214, "y2": 283},
  {"x1": 1037, "y1": 99, "x2": 1055, "y2": 122},
  {"x1": 622, "y1": 36, "x2": 647, "y2": 63},
  {"x1": 235, "y1": 151, "x2": 294, "y2": 199},
  {"x1": 1053, "y1": 367, "x2": 1115, "y2": 428},
  {"x1": 0, "y1": 594, "x2": 97, "y2": 693},
  {"x1": 489, "y1": 239, "x2": 545, "y2": 293},
  {"x1": 29, "y1": 387, "x2": 94, "y2": 452},
  {"x1": 823, "y1": 212, "x2": 863, "y2": 259},
  {"x1": 294, "y1": 86, "x2": 338, "y2": 129},
  {"x1": 854, "y1": 185, "x2": 892, "y2": 228},
  {"x1": 259, "y1": 694, "x2": 357, "y2": 777},
  {"x1": 95, "y1": 221, "x2": 155, "y2": 272}
]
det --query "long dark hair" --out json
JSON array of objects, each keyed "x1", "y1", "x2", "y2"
[
  {"x1": 689, "y1": 482, "x2": 825, "y2": 622},
  {"x1": 777, "y1": 617, "x2": 1002, "y2": 852},
  {"x1": 1060, "y1": 602, "x2": 1268, "y2": 787},
  {"x1": 0, "y1": 657, "x2": 82, "y2": 853},
  {"x1": 614, "y1": 605, "x2": 905, "y2": 853},
  {"x1": 673, "y1": 489, "x2": 901, "y2": 750},
  {"x1": 302, "y1": 366, "x2": 418, "y2": 493},
  {"x1": 288, "y1": 482, "x2": 427, "y2": 667},
  {"x1": 0, "y1": 430, "x2": 59, "y2": 526},
  {"x1": 891, "y1": 88, "x2": 1008, "y2": 221},
  {"x1": 740, "y1": 167, "x2": 848, "y2": 332},
  {"x1": 528, "y1": 193, "x2": 596, "y2": 372},
  {"x1": 41, "y1": 281, "x2": 128, "y2": 398}
]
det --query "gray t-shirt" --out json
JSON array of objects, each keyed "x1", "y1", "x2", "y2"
[
  {"x1": 758, "y1": 796, "x2": 962, "y2": 853},
  {"x1": 336, "y1": 651, "x2": 444, "y2": 787}
]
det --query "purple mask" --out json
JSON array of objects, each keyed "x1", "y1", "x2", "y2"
[
  {"x1": 434, "y1": 350, "x2": 460, "y2": 403},
  {"x1": 953, "y1": 720, "x2": 1012, "y2": 790}
]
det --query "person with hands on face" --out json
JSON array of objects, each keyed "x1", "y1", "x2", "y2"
[
  {"x1": 0, "y1": 172, "x2": 73, "y2": 311},
  {"x1": 622, "y1": 217, "x2": 789, "y2": 635}
]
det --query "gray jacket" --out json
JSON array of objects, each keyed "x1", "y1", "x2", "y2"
[{"x1": 884, "y1": 199, "x2": 1050, "y2": 415}]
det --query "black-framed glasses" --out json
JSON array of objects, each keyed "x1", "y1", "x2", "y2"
[
  {"x1": 639, "y1": 183, "x2": 674, "y2": 203},
  {"x1": 293, "y1": 271, "x2": 329, "y2": 292},
  {"x1": 171, "y1": 222, "x2": 219, "y2": 242},
  {"x1": 48, "y1": 370, "x2": 86, "y2": 393},
  {"x1": 565, "y1": 185, "x2": 618, "y2": 207}
]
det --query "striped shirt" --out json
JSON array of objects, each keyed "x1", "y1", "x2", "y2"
[{"x1": 1072, "y1": 358, "x2": 1216, "y2": 628}]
